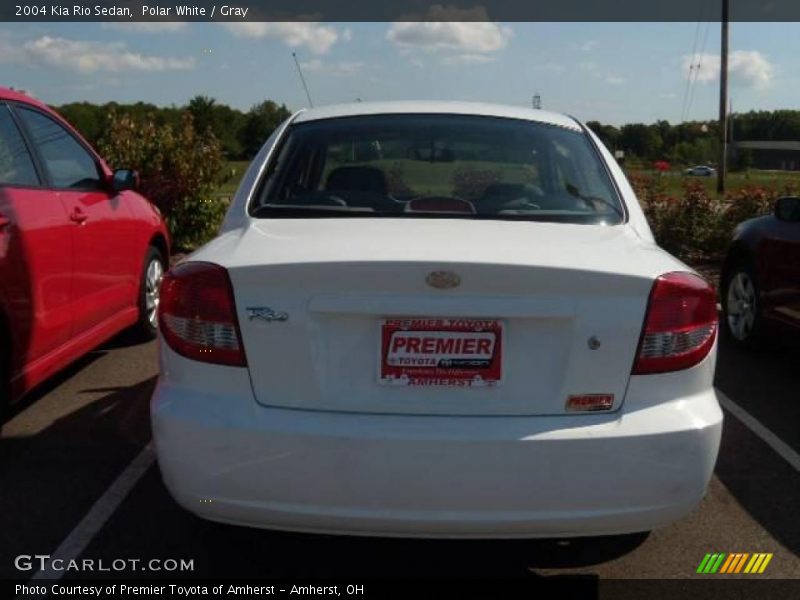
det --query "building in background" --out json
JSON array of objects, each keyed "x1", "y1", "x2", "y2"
[{"x1": 731, "y1": 141, "x2": 800, "y2": 171}]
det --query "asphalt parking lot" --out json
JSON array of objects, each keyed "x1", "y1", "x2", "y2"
[{"x1": 1, "y1": 333, "x2": 798, "y2": 582}]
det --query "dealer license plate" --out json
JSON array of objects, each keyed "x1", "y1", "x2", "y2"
[{"x1": 379, "y1": 318, "x2": 503, "y2": 387}]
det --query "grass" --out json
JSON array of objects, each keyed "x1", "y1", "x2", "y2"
[
  {"x1": 625, "y1": 168, "x2": 800, "y2": 196},
  {"x1": 214, "y1": 160, "x2": 251, "y2": 197}
]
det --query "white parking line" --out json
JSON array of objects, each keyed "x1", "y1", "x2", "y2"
[
  {"x1": 716, "y1": 388, "x2": 800, "y2": 472},
  {"x1": 29, "y1": 443, "x2": 155, "y2": 581}
]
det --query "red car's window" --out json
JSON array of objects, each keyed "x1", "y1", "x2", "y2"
[
  {"x1": 0, "y1": 104, "x2": 40, "y2": 187},
  {"x1": 16, "y1": 107, "x2": 103, "y2": 191}
]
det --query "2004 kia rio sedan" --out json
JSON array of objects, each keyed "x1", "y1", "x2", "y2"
[{"x1": 151, "y1": 102, "x2": 723, "y2": 538}]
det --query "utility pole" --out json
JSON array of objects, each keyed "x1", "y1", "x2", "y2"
[
  {"x1": 717, "y1": 0, "x2": 729, "y2": 194},
  {"x1": 292, "y1": 52, "x2": 314, "y2": 108}
]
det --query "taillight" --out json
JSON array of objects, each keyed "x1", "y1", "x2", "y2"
[
  {"x1": 632, "y1": 272, "x2": 717, "y2": 375},
  {"x1": 158, "y1": 262, "x2": 247, "y2": 367}
]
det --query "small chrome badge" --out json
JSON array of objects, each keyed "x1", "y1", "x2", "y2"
[
  {"x1": 246, "y1": 307, "x2": 289, "y2": 322},
  {"x1": 426, "y1": 270, "x2": 461, "y2": 289}
]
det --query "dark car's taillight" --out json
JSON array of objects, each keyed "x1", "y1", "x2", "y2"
[
  {"x1": 632, "y1": 272, "x2": 717, "y2": 375},
  {"x1": 158, "y1": 262, "x2": 247, "y2": 367}
]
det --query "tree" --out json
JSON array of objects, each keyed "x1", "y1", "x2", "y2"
[
  {"x1": 586, "y1": 121, "x2": 620, "y2": 150},
  {"x1": 187, "y1": 95, "x2": 217, "y2": 136},
  {"x1": 56, "y1": 102, "x2": 109, "y2": 146},
  {"x1": 619, "y1": 123, "x2": 663, "y2": 160},
  {"x1": 186, "y1": 95, "x2": 247, "y2": 158},
  {"x1": 98, "y1": 111, "x2": 226, "y2": 250},
  {"x1": 238, "y1": 100, "x2": 292, "y2": 159}
]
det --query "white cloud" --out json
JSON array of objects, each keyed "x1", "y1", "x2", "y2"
[
  {"x1": 387, "y1": 21, "x2": 512, "y2": 54},
  {"x1": 222, "y1": 22, "x2": 339, "y2": 55},
  {"x1": 387, "y1": 5, "x2": 512, "y2": 62},
  {"x1": 682, "y1": 50, "x2": 774, "y2": 89},
  {"x1": 18, "y1": 36, "x2": 194, "y2": 73},
  {"x1": 102, "y1": 22, "x2": 187, "y2": 33},
  {"x1": 387, "y1": 8, "x2": 511, "y2": 70},
  {"x1": 605, "y1": 76, "x2": 626, "y2": 85},
  {"x1": 581, "y1": 40, "x2": 598, "y2": 52},
  {"x1": 300, "y1": 59, "x2": 364, "y2": 76}
]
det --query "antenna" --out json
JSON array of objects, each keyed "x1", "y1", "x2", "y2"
[{"x1": 292, "y1": 52, "x2": 314, "y2": 108}]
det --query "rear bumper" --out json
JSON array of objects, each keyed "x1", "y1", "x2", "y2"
[{"x1": 151, "y1": 348, "x2": 722, "y2": 538}]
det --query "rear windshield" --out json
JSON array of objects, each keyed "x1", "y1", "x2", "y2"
[{"x1": 251, "y1": 114, "x2": 624, "y2": 224}]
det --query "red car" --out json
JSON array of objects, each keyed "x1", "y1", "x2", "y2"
[{"x1": 0, "y1": 88, "x2": 169, "y2": 412}]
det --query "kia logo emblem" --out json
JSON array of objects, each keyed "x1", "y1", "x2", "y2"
[{"x1": 426, "y1": 271, "x2": 461, "y2": 289}]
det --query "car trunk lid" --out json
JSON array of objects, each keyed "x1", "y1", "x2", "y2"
[{"x1": 199, "y1": 218, "x2": 683, "y2": 416}]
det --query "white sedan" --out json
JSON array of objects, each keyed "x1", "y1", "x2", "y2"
[
  {"x1": 684, "y1": 165, "x2": 716, "y2": 177},
  {"x1": 151, "y1": 102, "x2": 722, "y2": 538}
]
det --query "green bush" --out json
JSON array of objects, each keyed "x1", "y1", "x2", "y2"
[{"x1": 98, "y1": 111, "x2": 225, "y2": 250}]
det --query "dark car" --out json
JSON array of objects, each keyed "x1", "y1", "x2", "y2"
[{"x1": 721, "y1": 196, "x2": 800, "y2": 346}]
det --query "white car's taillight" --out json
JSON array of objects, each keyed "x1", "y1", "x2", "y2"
[
  {"x1": 632, "y1": 272, "x2": 717, "y2": 375},
  {"x1": 158, "y1": 262, "x2": 247, "y2": 367}
]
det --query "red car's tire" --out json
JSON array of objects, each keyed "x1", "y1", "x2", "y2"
[{"x1": 131, "y1": 246, "x2": 166, "y2": 341}]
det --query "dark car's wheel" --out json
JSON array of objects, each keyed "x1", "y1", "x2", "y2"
[
  {"x1": 722, "y1": 260, "x2": 763, "y2": 347},
  {"x1": 132, "y1": 246, "x2": 166, "y2": 340}
]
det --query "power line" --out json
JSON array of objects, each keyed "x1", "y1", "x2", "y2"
[
  {"x1": 681, "y1": 0, "x2": 713, "y2": 123},
  {"x1": 680, "y1": 20, "x2": 702, "y2": 122},
  {"x1": 685, "y1": 15, "x2": 713, "y2": 122}
]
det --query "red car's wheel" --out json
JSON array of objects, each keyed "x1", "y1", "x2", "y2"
[{"x1": 132, "y1": 246, "x2": 166, "y2": 341}]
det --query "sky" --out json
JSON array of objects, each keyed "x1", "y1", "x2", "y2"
[{"x1": 0, "y1": 21, "x2": 796, "y2": 125}]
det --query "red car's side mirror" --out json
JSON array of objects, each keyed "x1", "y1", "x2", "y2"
[{"x1": 112, "y1": 169, "x2": 140, "y2": 192}]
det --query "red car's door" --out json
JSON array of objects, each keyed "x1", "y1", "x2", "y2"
[
  {"x1": 14, "y1": 105, "x2": 139, "y2": 335},
  {"x1": 0, "y1": 103, "x2": 73, "y2": 395}
]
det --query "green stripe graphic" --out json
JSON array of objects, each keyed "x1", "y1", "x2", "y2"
[
  {"x1": 710, "y1": 553, "x2": 726, "y2": 573},
  {"x1": 697, "y1": 554, "x2": 712, "y2": 573}
]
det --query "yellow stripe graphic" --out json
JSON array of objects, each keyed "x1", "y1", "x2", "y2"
[
  {"x1": 734, "y1": 553, "x2": 749, "y2": 573},
  {"x1": 757, "y1": 554, "x2": 773, "y2": 574},
  {"x1": 744, "y1": 554, "x2": 760, "y2": 573},
  {"x1": 751, "y1": 553, "x2": 768, "y2": 573}
]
